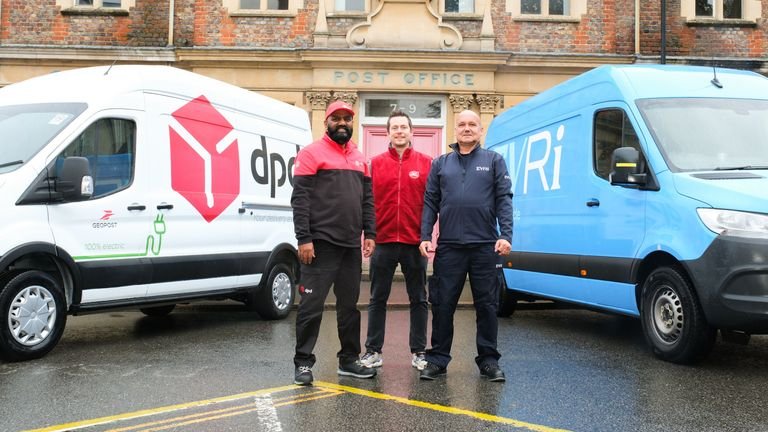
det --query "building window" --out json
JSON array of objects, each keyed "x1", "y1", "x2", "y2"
[
  {"x1": 521, "y1": 0, "x2": 568, "y2": 15},
  {"x1": 240, "y1": 0, "x2": 289, "y2": 10},
  {"x1": 225, "y1": 0, "x2": 301, "y2": 14},
  {"x1": 445, "y1": 0, "x2": 474, "y2": 13},
  {"x1": 682, "y1": 0, "x2": 759, "y2": 22},
  {"x1": 696, "y1": 0, "x2": 740, "y2": 19},
  {"x1": 57, "y1": 0, "x2": 135, "y2": 9},
  {"x1": 509, "y1": 0, "x2": 585, "y2": 20},
  {"x1": 335, "y1": 0, "x2": 365, "y2": 12}
]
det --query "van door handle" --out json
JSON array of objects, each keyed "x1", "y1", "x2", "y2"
[
  {"x1": 586, "y1": 199, "x2": 600, "y2": 207},
  {"x1": 157, "y1": 203, "x2": 174, "y2": 210},
  {"x1": 127, "y1": 204, "x2": 146, "y2": 211}
]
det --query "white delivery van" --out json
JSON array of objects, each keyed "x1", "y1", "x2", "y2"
[{"x1": 0, "y1": 65, "x2": 310, "y2": 361}]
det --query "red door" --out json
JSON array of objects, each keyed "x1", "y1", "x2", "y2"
[{"x1": 362, "y1": 126, "x2": 442, "y2": 161}]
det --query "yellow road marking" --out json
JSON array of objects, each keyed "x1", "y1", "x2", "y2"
[
  {"x1": 103, "y1": 389, "x2": 342, "y2": 432},
  {"x1": 315, "y1": 381, "x2": 571, "y2": 432},
  {"x1": 24, "y1": 384, "x2": 299, "y2": 432},
  {"x1": 117, "y1": 390, "x2": 343, "y2": 432},
  {"x1": 26, "y1": 381, "x2": 570, "y2": 432}
]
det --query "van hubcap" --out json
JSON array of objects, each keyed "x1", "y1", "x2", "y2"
[
  {"x1": 8, "y1": 285, "x2": 57, "y2": 346},
  {"x1": 652, "y1": 287, "x2": 683, "y2": 344},
  {"x1": 272, "y1": 273, "x2": 292, "y2": 311}
]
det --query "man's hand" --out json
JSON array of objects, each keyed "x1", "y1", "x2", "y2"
[
  {"x1": 298, "y1": 242, "x2": 315, "y2": 265},
  {"x1": 419, "y1": 240, "x2": 432, "y2": 258},
  {"x1": 494, "y1": 239, "x2": 511, "y2": 256},
  {"x1": 363, "y1": 239, "x2": 376, "y2": 258}
]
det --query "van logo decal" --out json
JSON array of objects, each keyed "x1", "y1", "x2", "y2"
[
  {"x1": 169, "y1": 95, "x2": 240, "y2": 222},
  {"x1": 100, "y1": 210, "x2": 114, "y2": 220}
]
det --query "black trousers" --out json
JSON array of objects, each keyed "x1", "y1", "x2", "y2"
[
  {"x1": 425, "y1": 243, "x2": 501, "y2": 369},
  {"x1": 294, "y1": 240, "x2": 362, "y2": 368},
  {"x1": 365, "y1": 242, "x2": 428, "y2": 354}
]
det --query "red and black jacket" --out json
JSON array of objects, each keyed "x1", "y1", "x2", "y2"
[
  {"x1": 291, "y1": 134, "x2": 375, "y2": 248},
  {"x1": 370, "y1": 146, "x2": 432, "y2": 245}
]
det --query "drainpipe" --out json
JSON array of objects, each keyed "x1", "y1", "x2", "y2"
[
  {"x1": 168, "y1": 0, "x2": 175, "y2": 46},
  {"x1": 635, "y1": 0, "x2": 640, "y2": 55},
  {"x1": 660, "y1": 0, "x2": 666, "y2": 64}
]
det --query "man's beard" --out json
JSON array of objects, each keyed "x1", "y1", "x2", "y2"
[{"x1": 327, "y1": 125, "x2": 352, "y2": 144}]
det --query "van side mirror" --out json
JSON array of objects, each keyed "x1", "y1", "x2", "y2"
[
  {"x1": 609, "y1": 147, "x2": 647, "y2": 186},
  {"x1": 57, "y1": 156, "x2": 93, "y2": 201}
]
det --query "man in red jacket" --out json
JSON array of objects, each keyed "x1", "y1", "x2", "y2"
[{"x1": 361, "y1": 110, "x2": 433, "y2": 371}]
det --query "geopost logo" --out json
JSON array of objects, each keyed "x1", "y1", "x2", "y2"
[{"x1": 169, "y1": 96, "x2": 240, "y2": 222}]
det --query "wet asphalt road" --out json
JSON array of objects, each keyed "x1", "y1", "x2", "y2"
[{"x1": 1, "y1": 295, "x2": 767, "y2": 432}]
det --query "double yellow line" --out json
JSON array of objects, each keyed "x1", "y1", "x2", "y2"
[{"x1": 26, "y1": 381, "x2": 570, "y2": 432}]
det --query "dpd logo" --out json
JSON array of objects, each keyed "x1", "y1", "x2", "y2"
[{"x1": 169, "y1": 96, "x2": 239, "y2": 222}]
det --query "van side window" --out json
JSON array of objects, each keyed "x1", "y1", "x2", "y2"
[
  {"x1": 593, "y1": 109, "x2": 641, "y2": 180},
  {"x1": 56, "y1": 118, "x2": 136, "y2": 198}
]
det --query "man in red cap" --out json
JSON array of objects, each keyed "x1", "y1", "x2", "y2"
[{"x1": 291, "y1": 100, "x2": 377, "y2": 385}]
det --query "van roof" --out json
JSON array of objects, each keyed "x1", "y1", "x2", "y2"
[
  {"x1": 0, "y1": 65, "x2": 308, "y2": 129},
  {"x1": 487, "y1": 64, "x2": 768, "y2": 146}
]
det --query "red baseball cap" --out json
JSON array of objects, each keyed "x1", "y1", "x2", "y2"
[{"x1": 325, "y1": 100, "x2": 355, "y2": 120}]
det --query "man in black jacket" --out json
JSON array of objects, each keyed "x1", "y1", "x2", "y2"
[{"x1": 418, "y1": 109, "x2": 513, "y2": 382}]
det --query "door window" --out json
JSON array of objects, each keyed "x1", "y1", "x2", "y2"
[
  {"x1": 56, "y1": 118, "x2": 136, "y2": 198},
  {"x1": 593, "y1": 109, "x2": 641, "y2": 180}
]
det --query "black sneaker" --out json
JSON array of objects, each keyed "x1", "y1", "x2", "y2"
[
  {"x1": 337, "y1": 360, "x2": 377, "y2": 378},
  {"x1": 479, "y1": 363, "x2": 506, "y2": 382},
  {"x1": 419, "y1": 362, "x2": 447, "y2": 380},
  {"x1": 294, "y1": 366, "x2": 313, "y2": 386}
]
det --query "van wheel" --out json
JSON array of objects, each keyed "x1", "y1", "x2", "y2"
[
  {"x1": 497, "y1": 270, "x2": 517, "y2": 317},
  {"x1": 0, "y1": 270, "x2": 67, "y2": 362},
  {"x1": 140, "y1": 305, "x2": 175, "y2": 317},
  {"x1": 247, "y1": 263, "x2": 294, "y2": 320},
  {"x1": 640, "y1": 266, "x2": 716, "y2": 364}
]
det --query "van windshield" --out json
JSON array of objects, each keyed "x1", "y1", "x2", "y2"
[
  {"x1": 0, "y1": 103, "x2": 86, "y2": 174},
  {"x1": 637, "y1": 98, "x2": 768, "y2": 172}
]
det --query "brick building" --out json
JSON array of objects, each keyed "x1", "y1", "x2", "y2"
[{"x1": 1, "y1": 0, "x2": 766, "y2": 154}]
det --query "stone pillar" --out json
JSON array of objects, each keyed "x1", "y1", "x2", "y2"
[
  {"x1": 306, "y1": 91, "x2": 332, "y2": 139},
  {"x1": 475, "y1": 94, "x2": 501, "y2": 145}
]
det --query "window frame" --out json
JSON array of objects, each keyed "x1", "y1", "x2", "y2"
[
  {"x1": 681, "y1": 0, "x2": 760, "y2": 24},
  {"x1": 56, "y1": 0, "x2": 135, "y2": 10},
  {"x1": 508, "y1": 0, "x2": 586, "y2": 21},
  {"x1": 225, "y1": 0, "x2": 303, "y2": 16}
]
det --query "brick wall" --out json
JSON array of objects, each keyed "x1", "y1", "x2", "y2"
[{"x1": 2, "y1": 0, "x2": 768, "y2": 58}]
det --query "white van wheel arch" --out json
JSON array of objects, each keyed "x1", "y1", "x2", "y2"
[{"x1": 0, "y1": 270, "x2": 68, "y2": 361}]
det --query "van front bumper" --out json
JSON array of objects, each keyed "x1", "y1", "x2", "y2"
[{"x1": 685, "y1": 234, "x2": 768, "y2": 334}]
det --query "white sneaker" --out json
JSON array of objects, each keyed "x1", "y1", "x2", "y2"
[
  {"x1": 361, "y1": 351, "x2": 383, "y2": 368},
  {"x1": 411, "y1": 352, "x2": 427, "y2": 370}
]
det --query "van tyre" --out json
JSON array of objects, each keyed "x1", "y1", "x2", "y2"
[
  {"x1": 140, "y1": 305, "x2": 175, "y2": 317},
  {"x1": 248, "y1": 263, "x2": 294, "y2": 320},
  {"x1": 640, "y1": 266, "x2": 715, "y2": 364},
  {"x1": 497, "y1": 270, "x2": 517, "y2": 317},
  {"x1": 0, "y1": 271, "x2": 67, "y2": 362}
]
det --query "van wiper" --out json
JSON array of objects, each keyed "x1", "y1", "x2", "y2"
[
  {"x1": 0, "y1": 160, "x2": 23, "y2": 168},
  {"x1": 713, "y1": 165, "x2": 768, "y2": 171}
]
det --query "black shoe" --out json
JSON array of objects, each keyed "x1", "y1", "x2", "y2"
[
  {"x1": 419, "y1": 362, "x2": 447, "y2": 380},
  {"x1": 337, "y1": 360, "x2": 377, "y2": 379},
  {"x1": 480, "y1": 364, "x2": 506, "y2": 382},
  {"x1": 294, "y1": 366, "x2": 313, "y2": 386}
]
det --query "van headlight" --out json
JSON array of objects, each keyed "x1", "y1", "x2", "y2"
[{"x1": 697, "y1": 208, "x2": 768, "y2": 237}]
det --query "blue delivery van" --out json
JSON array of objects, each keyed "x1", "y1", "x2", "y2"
[{"x1": 485, "y1": 64, "x2": 768, "y2": 364}]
